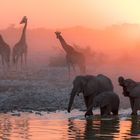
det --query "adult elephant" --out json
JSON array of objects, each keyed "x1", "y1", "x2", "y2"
[
  {"x1": 118, "y1": 76, "x2": 140, "y2": 115},
  {"x1": 67, "y1": 74, "x2": 114, "y2": 116}
]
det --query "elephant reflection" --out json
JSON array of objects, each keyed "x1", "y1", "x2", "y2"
[
  {"x1": 130, "y1": 116, "x2": 140, "y2": 137},
  {"x1": 67, "y1": 118, "x2": 119, "y2": 139},
  {"x1": 87, "y1": 91, "x2": 120, "y2": 116},
  {"x1": 118, "y1": 76, "x2": 140, "y2": 115},
  {"x1": 67, "y1": 74, "x2": 114, "y2": 117}
]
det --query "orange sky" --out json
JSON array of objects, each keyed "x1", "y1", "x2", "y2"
[{"x1": 1, "y1": 0, "x2": 140, "y2": 29}]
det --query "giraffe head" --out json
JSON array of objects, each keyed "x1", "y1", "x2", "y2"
[
  {"x1": 55, "y1": 31, "x2": 61, "y2": 39},
  {"x1": 20, "y1": 16, "x2": 27, "y2": 24}
]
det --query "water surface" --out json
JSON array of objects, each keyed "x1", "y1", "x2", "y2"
[{"x1": 0, "y1": 109, "x2": 140, "y2": 140}]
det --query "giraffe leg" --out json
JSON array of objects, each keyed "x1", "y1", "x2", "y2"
[
  {"x1": 5, "y1": 56, "x2": 9, "y2": 68},
  {"x1": 2, "y1": 55, "x2": 6, "y2": 72},
  {"x1": 72, "y1": 63, "x2": 76, "y2": 74},
  {"x1": 3, "y1": 56, "x2": 7, "y2": 71},
  {"x1": 79, "y1": 64, "x2": 86, "y2": 75},
  {"x1": 24, "y1": 52, "x2": 27, "y2": 66},
  {"x1": 5, "y1": 56, "x2": 9, "y2": 70},
  {"x1": 15, "y1": 55, "x2": 19, "y2": 71},
  {"x1": 1, "y1": 55, "x2": 4, "y2": 66},
  {"x1": 67, "y1": 63, "x2": 71, "y2": 80},
  {"x1": 1, "y1": 56, "x2": 4, "y2": 71},
  {"x1": 21, "y1": 54, "x2": 23, "y2": 69},
  {"x1": 0, "y1": 55, "x2": 2, "y2": 66}
]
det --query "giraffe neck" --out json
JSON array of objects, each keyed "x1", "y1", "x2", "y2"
[
  {"x1": 58, "y1": 35, "x2": 73, "y2": 53},
  {"x1": 19, "y1": 21, "x2": 27, "y2": 43},
  {"x1": 0, "y1": 37, "x2": 5, "y2": 45}
]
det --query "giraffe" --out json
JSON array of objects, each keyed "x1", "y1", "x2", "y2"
[
  {"x1": 55, "y1": 32, "x2": 86, "y2": 78},
  {"x1": 12, "y1": 16, "x2": 28, "y2": 67},
  {"x1": 0, "y1": 35, "x2": 10, "y2": 67}
]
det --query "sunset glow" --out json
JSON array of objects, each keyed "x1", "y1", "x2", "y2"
[
  {"x1": 0, "y1": 1, "x2": 140, "y2": 140},
  {"x1": 1, "y1": 0, "x2": 140, "y2": 29}
]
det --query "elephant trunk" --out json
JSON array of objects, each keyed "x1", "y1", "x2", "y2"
[{"x1": 67, "y1": 89, "x2": 76, "y2": 113}]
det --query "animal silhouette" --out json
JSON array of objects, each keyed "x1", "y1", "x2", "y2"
[
  {"x1": 0, "y1": 35, "x2": 10, "y2": 67},
  {"x1": 55, "y1": 32, "x2": 86, "y2": 78},
  {"x1": 12, "y1": 16, "x2": 28, "y2": 67}
]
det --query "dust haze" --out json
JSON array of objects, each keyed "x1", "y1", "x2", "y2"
[
  {"x1": 1, "y1": 24, "x2": 140, "y2": 75},
  {"x1": 1, "y1": 24, "x2": 140, "y2": 108}
]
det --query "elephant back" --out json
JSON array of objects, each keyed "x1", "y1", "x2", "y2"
[
  {"x1": 96, "y1": 74, "x2": 114, "y2": 94},
  {"x1": 83, "y1": 76, "x2": 98, "y2": 97},
  {"x1": 129, "y1": 85, "x2": 140, "y2": 98},
  {"x1": 83, "y1": 74, "x2": 113, "y2": 97},
  {"x1": 96, "y1": 91, "x2": 119, "y2": 107}
]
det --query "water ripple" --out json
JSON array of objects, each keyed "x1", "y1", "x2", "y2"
[{"x1": 0, "y1": 109, "x2": 139, "y2": 140}]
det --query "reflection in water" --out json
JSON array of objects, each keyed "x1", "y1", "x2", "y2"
[
  {"x1": 68, "y1": 119, "x2": 85, "y2": 139},
  {"x1": 98, "y1": 119, "x2": 120, "y2": 139},
  {"x1": 0, "y1": 115, "x2": 30, "y2": 140},
  {"x1": 68, "y1": 117, "x2": 120, "y2": 140},
  {"x1": 13, "y1": 117, "x2": 30, "y2": 140},
  {"x1": 127, "y1": 116, "x2": 140, "y2": 139},
  {"x1": 0, "y1": 112, "x2": 139, "y2": 140},
  {"x1": 0, "y1": 117, "x2": 12, "y2": 140}
]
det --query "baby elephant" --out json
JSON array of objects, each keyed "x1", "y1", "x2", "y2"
[{"x1": 88, "y1": 91, "x2": 120, "y2": 116}]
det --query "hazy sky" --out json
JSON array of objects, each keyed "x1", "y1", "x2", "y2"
[{"x1": 0, "y1": 0, "x2": 140, "y2": 29}]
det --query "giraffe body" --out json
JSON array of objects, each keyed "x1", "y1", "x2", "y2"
[
  {"x1": 55, "y1": 32, "x2": 86, "y2": 77},
  {"x1": 13, "y1": 16, "x2": 28, "y2": 66},
  {"x1": 0, "y1": 35, "x2": 10, "y2": 67}
]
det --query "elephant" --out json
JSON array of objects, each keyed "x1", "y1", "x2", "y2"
[
  {"x1": 87, "y1": 91, "x2": 120, "y2": 116},
  {"x1": 118, "y1": 76, "x2": 140, "y2": 115},
  {"x1": 67, "y1": 74, "x2": 114, "y2": 117}
]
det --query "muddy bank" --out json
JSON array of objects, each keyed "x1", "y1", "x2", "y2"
[
  {"x1": 0, "y1": 79, "x2": 85, "y2": 113},
  {"x1": 0, "y1": 80, "x2": 129, "y2": 113}
]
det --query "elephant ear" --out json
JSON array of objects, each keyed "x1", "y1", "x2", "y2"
[
  {"x1": 129, "y1": 85, "x2": 140, "y2": 98},
  {"x1": 125, "y1": 79, "x2": 137, "y2": 93},
  {"x1": 81, "y1": 76, "x2": 88, "y2": 87},
  {"x1": 82, "y1": 75, "x2": 98, "y2": 96}
]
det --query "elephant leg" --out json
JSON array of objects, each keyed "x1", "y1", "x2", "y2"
[
  {"x1": 101, "y1": 105, "x2": 111, "y2": 116},
  {"x1": 129, "y1": 98, "x2": 135, "y2": 115},
  {"x1": 100, "y1": 107, "x2": 106, "y2": 116},
  {"x1": 131, "y1": 99, "x2": 139, "y2": 116},
  {"x1": 84, "y1": 96, "x2": 88, "y2": 109},
  {"x1": 68, "y1": 63, "x2": 70, "y2": 80},
  {"x1": 84, "y1": 96, "x2": 93, "y2": 117},
  {"x1": 130, "y1": 98, "x2": 134, "y2": 110},
  {"x1": 112, "y1": 109, "x2": 119, "y2": 115}
]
